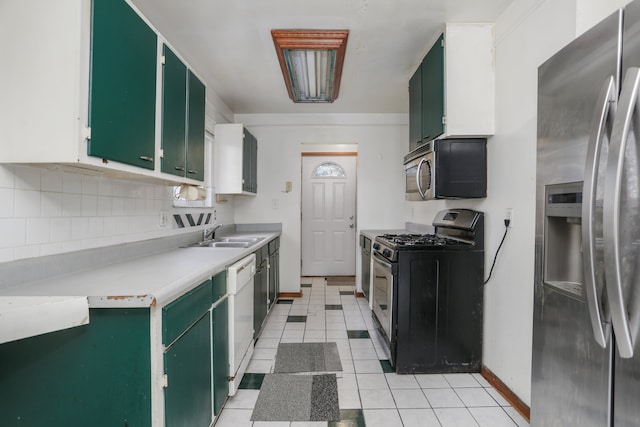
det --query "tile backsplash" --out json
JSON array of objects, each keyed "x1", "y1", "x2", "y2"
[{"x1": 0, "y1": 165, "x2": 231, "y2": 264}]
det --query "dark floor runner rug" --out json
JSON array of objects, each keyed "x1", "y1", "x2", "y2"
[
  {"x1": 273, "y1": 342, "x2": 342, "y2": 373},
  {"x1": 326, "y1": 276, "x2": 355, "y2": 286},
  {"x1": 250, "y1": 373, "x2": 340, "y2": 421}
]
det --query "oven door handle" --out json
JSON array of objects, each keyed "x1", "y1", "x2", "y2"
[
  {"x1": 372, "y1": 251, "x2": 394, "y2": 269},
  {"x1": 416, "y1": 157, "x2": 427, "y2": 199}
]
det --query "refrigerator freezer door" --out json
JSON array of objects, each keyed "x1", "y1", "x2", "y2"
[
  {"x1": 532, "y1": 9, "x2": 622, "y2": 427},
  {"x1": 613, "y1": 1, "x2": 640, "y2": 423}
]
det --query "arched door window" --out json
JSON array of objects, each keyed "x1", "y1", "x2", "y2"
[{"x1": 312, "y1": 162, "x2": 346, "y2": 178}]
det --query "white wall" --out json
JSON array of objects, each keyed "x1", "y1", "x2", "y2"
[{"x1": 233, "y1": 114, "x2": 407, "y2": 293}]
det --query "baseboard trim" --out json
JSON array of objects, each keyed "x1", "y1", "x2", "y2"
[
  {"x1": 355, "y1": 292, "x2": 365, "y2": 298},
  {"x1": 278, "y1": 292, "x2": 302, "y2": 298},
  {"x1": 481, "y1": 366, "x2": 530, "y2": 422}
]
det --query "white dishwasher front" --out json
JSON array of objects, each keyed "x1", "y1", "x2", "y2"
[{"x1": 227, "y1": 253, "x2": 256, "y2": 396}]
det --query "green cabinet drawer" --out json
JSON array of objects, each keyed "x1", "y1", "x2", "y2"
[
  {"x1": 163, "y1": 279, "x2": 213, "y2": 345},
  {"x1": 212, "y1": 271, "x2": 227, "y2": 302},
  {"x1": 268, "y1": 237, "x2": 280, "y2": 254},
  {"x1": 164, "y1": 313, "x2": 212, "y2": 427}
]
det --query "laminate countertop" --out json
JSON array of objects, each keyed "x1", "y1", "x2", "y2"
[{"x1": 0, "y1": 232, "x2": 280, "y2": 309}]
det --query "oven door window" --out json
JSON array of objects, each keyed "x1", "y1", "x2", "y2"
[{"x1": 372, "y1": 254, "x2": 394, "y2": 341}]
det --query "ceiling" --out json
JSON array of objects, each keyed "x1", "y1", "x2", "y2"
[{"x1": 130, "y1": 0, "x2": 513, "y2": 115}]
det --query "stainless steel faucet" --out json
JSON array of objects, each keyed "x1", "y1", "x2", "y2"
[{"x1": 203, "y1": 224, "x2": 223, "y2": 241}]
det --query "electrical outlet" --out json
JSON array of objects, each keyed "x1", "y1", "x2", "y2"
[
  {"x1": 159, "y1": 210, "x2": 169, "y2": 227},
  {"x1": 505, "y1": 208, "x2": 513, "y2": 226}
]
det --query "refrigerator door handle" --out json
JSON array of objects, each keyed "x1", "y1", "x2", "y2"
[
  {"x1": 582, "y1": 76, "x2": 616, "y2": 348},
  {"x1": 604, "y1": 67, "x2": 640, "y2": 359}
]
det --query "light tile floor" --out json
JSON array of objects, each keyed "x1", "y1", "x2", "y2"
[{"x1": 215, "y1": 277, "x2": 530, "y2": 427}]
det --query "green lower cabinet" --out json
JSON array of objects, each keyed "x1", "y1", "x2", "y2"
[
  {"x1": 0, "y1": 309, "x2": 151, "y2": 427},
  {"x1": 164, "y1": 312, "x2": 212, "y2": 427},
  {"x1": 212, "y1": 297, "x2": 229, "y2": 416}
]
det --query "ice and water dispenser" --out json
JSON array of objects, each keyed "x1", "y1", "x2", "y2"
[{"x1": 544, "y1": 182, "x2": 586, "y2": 299}]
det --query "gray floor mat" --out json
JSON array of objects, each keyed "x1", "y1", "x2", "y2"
[
  {"x1": 273, "y1": 342, "x2": 342, "y2": 373},
  {"x1": 250, "y1": 373, "x2": 339, "y2": 421}
]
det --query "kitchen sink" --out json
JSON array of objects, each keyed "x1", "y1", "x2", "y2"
[
  {"x1": 217, "y1": 237, "x2": 264, "y2": 243},
  {"x1": 189, "y1": 236, "x2": 265, "y2": 248},
  {"x1": 200, "y1": 241, "x2": 252, "y2": 248}
]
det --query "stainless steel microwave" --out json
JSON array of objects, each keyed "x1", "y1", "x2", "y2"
[{"x1": 404, "y1": 138, "x2": 487, "y2": 201}]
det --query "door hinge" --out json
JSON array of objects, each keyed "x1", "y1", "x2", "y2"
[
  {"x1": 161, "y1": 374, "x2": 168, "y2": 389},
  {"x1": 442, "y1": 116, "x2": 447, "y2": 125},
  {"x1": 82, "y1": 126, "x2": 92, "y2": 140}
]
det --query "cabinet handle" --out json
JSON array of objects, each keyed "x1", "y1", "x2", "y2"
[
  {"x1": 174, "y1": 166, "x2": 185, "y2": 171},
  {"x1": 188, "y1": 170, "x2": 198, "y2": 174},
  {"x1": 139, "y1": 156, "x2": 154, "y2": 162}
]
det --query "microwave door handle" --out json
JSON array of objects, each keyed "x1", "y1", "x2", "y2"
[
  {"x1": 416, "y1": 157, "x2": 427, "y2": 199},
  {"x1": 604, "y1": 67, "x2": 640, "y2": 358},
  {"x1": 582, "y1": 76, "x2": 616, "y2": 349}
]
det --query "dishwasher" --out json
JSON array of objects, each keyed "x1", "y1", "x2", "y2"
[{"x1": 227, "y1": 254, "x2": 256, "y2": 396}]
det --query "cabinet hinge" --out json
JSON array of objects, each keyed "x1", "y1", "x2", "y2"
[
  {"x1": 441, "y1": 39, "x2": 445, "y2": 48},
  {"x1": 161, "y1": 374, "x2": 168, "y2": 389},
  {"x1": 159, "y1": 148, "x2": 164, "y2": 158},
  {"x1": 442, "y1": 116, "x2": 447, "y2": 125},
  {"x1": 161, "y1": 55, "x2": 166, "y2": 65},
  {"x1": 82, "y1": 126, "x2": 91, "y2": 140}
]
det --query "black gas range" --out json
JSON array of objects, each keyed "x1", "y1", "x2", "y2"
[{"x1": 371, "y1": 209, "x2": 485, "y2": 374}]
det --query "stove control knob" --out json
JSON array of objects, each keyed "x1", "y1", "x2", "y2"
[
  {"x1": 383, "y1": 249, "x2": 392, "y2": 258},
  {"x1": 373, "y1": 243, "x2": 380, "y2": 250}
]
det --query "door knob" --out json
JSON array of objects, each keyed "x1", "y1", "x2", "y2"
[{"x1": 349, "y1": 224, "x2": 355, "y2": 229}]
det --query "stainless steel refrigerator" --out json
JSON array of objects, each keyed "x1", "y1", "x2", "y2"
[{"x1": 533, "y1": 3, "x2": 640, "y2": 426}]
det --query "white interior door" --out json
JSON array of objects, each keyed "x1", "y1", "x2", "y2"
[{"x1": 301, "y1": 155, "x2": 357, "y2": 276}]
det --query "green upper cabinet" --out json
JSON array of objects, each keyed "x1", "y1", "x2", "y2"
[
  {"x1": 187, "y1": 71, "x2": 206, "y2": 182},
  {"x1": 421, "y1": 33, "x2": 445, "y2": 144},
  {"x1": 161, "y1": 48, "x2": 206, "y2": 182},
  {"x1": 408, "y1": 64, "x2": 423, "y2": 152},
  {"x1": 407, "y1": 24, "x2": 495, "y2": 149},
  {"x1": 88, "y1": 0, "x2": 157, "y2": 170},
  {"x1": 242, "y1": 130, "x2": 257, "y2": 193},
  {"x1": 215, "y1": 123, "x2": 258, "y2": 195},
  {"x1": 161, "y1": 45, "x2": 188, "y2": 177}
]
